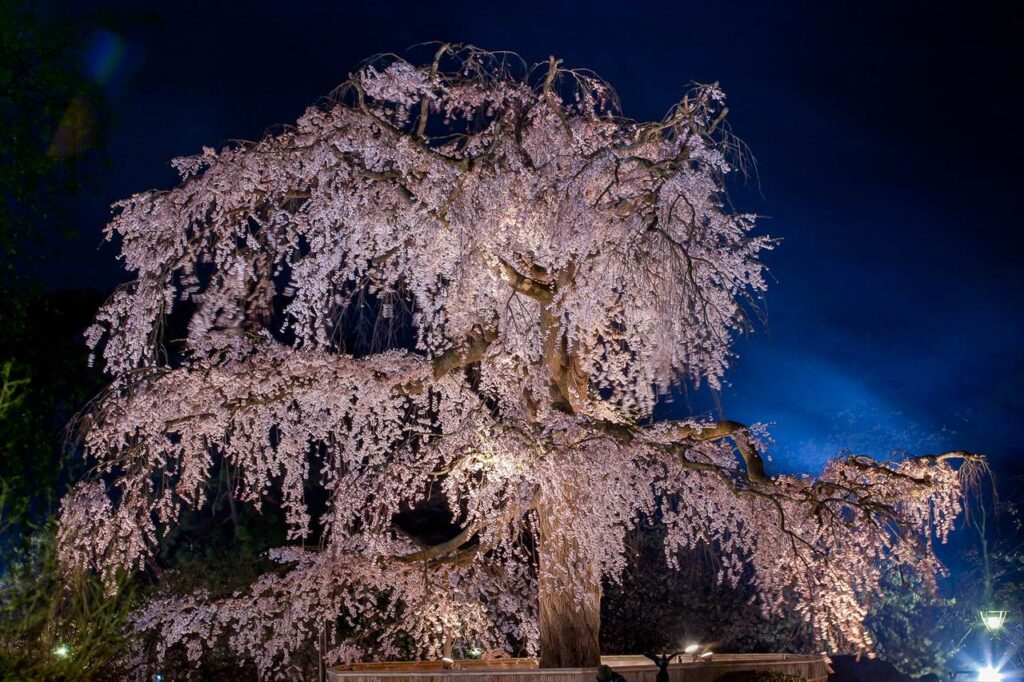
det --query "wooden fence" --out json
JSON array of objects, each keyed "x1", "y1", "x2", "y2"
[{"x1": 328, "y1": 653, "x2": 831, "y2": 682}]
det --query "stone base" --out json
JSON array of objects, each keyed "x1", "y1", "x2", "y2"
[{"x1": 328, "y1": 653, "x2": 830, "y2": 681}]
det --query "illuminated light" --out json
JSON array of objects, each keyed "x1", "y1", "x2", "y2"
[
  {"x1": 700, "y1": 651, "x2": 714, "y2": 659},
  {"x1": 981, "y1": 610, "x2": 1007, "y2": 632},
  {"x1": 683, "y1": 644, "x2": 699, "y2": 654},
  {"x1": 53, "y1": 643, "x2": 70, "y2": 659},
  {"x1": 977, "y1": 666, "x2": 1002, "y2": 682}
]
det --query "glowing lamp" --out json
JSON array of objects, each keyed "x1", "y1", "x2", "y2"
[
  {"x1": 683, "y1": 644, "x2": 700, "y2": 654},
  {"x1": 981, "y1": 610, "x2": 1007, "y2": 632},
  {"x1": 977, "y1": 666, "x2": 1003, "y2": 682},
  {"x1": 53, "y1": 643, "x2": 70, "y2": 659}
]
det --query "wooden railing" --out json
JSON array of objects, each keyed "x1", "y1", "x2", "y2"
[{"x1": 328, "y1": 653, "x2": 831, "y2": 681}]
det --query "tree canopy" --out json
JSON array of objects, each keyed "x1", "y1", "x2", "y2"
[{"x1": 57, "y1": 46, "x2": 982, "y2": 676}]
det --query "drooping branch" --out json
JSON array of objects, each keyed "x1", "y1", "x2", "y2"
[
  {"x1": 619, "y1": 418, "x2": 772, "y2": 485},
  {"x1": 634, "y1": 418, "x2": 985, "y2": 564},
  {"x1": 657, "y1": 418, "x2": 983, "y2": 491}
]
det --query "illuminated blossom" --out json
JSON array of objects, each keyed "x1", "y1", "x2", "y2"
[{"x1": 58, "y1": 46, "x2": 981, "y2": 675}]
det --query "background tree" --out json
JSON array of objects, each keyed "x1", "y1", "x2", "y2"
[
  {"x1": 58, "y1": 46, "x2": 984, "y2": 675},
  {"x1": 0, "y1": 4, "x2": 137, "y2": 680},
  {"x1": 0, "y1": 0, "x2": 107, "y2": 530},
  {"x1": 600, "y1": 523, "x2": 811, "y2": 657},
  {"x1": 865, "y1": 489, "x2": 1024, "y2": 678}
]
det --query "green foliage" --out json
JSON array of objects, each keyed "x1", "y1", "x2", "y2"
[
  {"x1": 0, "y1": 524, "x2": 136, "y2": 681},
  {"x1": 0, "y1": 290, "x2": 105, "y2": 533},
  {"x1": 0, "y1": 361, "x2": 29, "y2": 417},
  {"x1": 865, "y1": 566, "x2": 969, "y2": 678},
  {"x1": 0, "y1": 453, "x2": 295, "y2": 681},
  {"x1": 0, "y1": 5, "x2": 147, "y2": 680},
  {"x1": 0, "y1": 0, "x2": 109, "y2": 535},
  {"x1": 0, "y1": 361, "x2": 30, "y2": 536},
  {"x1": 866, "y1": 494, "x2": 1024, "y2": 677},
  {"x1": 990, "y1": 499, "x2": 1024, "y2": 616},
  {"x1": 0, "y1": 9, "x2": 126, "y2": 679}
]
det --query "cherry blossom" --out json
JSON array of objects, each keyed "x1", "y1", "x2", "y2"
[{"x1": 58, "y1": 46, "x2": 982, "y2": 674}]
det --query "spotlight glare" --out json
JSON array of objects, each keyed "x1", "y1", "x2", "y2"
[
  {"x1": 977, "y1": 666, "x2": 1003, "y2": 682},
  {"x1": 683, "y1": 643, "x2": 699, "y2": 654}
]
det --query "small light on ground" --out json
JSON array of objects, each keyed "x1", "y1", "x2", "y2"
[{"x1": 53, "y1": 643, "x2": 70, "y2": 659}]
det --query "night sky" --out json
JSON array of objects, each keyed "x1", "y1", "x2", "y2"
[{"x1": 53, "y1": 0, "x2": 1022, "y2": 477}]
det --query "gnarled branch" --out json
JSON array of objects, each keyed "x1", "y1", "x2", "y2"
[
  {"x1": 395, "y1": 523, "x2": 480, "y2": 564},
  {"x1": 494, "y1": 256, "x2": 554, "y2": 304},
  {"x1": 431, "y1": 322, "x2": 499, "y2": 379},
  {"x1": 646, "y1": 419, "x2": 771, "y2": 485}
]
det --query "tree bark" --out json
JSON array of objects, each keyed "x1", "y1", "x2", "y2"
[{"x1": 537, "y1": 501, "x2": 602, "y2": 668}]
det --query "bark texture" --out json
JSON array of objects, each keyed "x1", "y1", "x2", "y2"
[{"x1": 537, "y1": 501, "x2": 602, "y2": 668}]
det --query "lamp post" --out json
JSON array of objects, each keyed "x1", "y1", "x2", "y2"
[
  {"x1": 981, "y1": 610, "x2": 1008, "y2": 633},
  {"x1": 972, "y1": 609, "x2": 1010, "y2": 682}
]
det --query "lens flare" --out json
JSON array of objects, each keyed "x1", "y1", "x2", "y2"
[
  {"x1": 977, "y1": 666, "x2": 1003, "y2": 682},
  {"x1": 84, "y1": 29, "x2": 125, "y2": 84}
]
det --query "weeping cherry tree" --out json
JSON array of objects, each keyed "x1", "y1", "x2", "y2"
[{"x1": 57, "y1": 46, "x2": 984, "y2": 676}]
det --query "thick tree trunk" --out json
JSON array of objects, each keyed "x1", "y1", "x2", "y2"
[{"x1": 537, "y1": 504, "x2": 602, "y2": 668}]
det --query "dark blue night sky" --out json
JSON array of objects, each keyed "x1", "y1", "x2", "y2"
[{"x1": 56, "y1": 0, "x2": 1022, "y2": 477}]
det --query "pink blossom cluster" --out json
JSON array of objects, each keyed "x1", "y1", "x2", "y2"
[{"x1": 58, "y1": 47, "x2": 976, "y2": 674}]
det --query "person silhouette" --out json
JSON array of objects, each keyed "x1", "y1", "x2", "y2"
[{"x1": 644, "y1": 653, "x2": 680, "y2": 682}]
